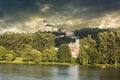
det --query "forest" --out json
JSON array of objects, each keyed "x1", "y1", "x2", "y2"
[
  {"x1": 77, "y1": 29, "x2": 120, "y2": 65},
  {"x1": 0, "y1": 29, "x2": 120, "y2": 65}
]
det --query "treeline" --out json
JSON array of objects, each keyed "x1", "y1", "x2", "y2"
[
  {"x1": 0, "y1": 32, "x2": 56, "y2": 63},
  {"x1": 55, "y1": 28, "x2": 107, "y2": 47},
  {"x1": 0, "y1": 31, "x2": 72, "y2": 64},
  {"x1": 0, "y1": 29, "x2": 120, "y2": 65},
  {"x1": 77, "y1": 29, "x2": 120, "y2": 65},
  {"x1": 0, "y1": 32, "x2": 55, "y2": 53},
  {"x1": 74, "y1": 28, "x2": 107, "y2": 39}
]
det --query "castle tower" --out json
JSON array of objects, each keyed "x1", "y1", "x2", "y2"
[
  {"x1": 43, "y1": 20, "x2": 48, "y2": 26},
  {"x1": 75, "y1": 38, "x2": 80, "y2": 47}
]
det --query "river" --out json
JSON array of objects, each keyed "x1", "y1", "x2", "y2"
[{"x1": 0, "y1": 64, "x2": 120, "y2": 80}]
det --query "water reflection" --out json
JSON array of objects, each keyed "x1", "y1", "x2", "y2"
[
  {"x1": 79, "y1": 66, "x2": 102, "y2": 80},
  {"x1": 68, "y1": 66, "x2": 79, "y2": 80},
  {"x1": 0, "y1": 64, "x2": 120, "y2": 80},
  {"x1": 54, "y1": 65, "x2": 79, "y2": 80},
  {"x1": 100, "y1": 67, "x2": 120, "y2": 80}
]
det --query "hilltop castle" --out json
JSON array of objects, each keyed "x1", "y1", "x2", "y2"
[{"x1": 39, "y1": 20, "x2": 58, "y2": 32}]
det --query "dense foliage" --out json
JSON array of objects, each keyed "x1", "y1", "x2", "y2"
[
  {"x1": 97, "y1": 30, "x2": 120, "y2": 64},
  {"x1": 42, "y1": 47, "x2": 57, "y2": 62},
  {"x1": 0, "y1": 46, "x2": 15, "y2": 62},
  {"x1": 77, "y1": 29, "x2": 120, "y2": 65},
  {"x1": 55, "y1": 36, "x2": 73, "y2": 47},
  {"x1": 77, "y1": 35, "x2": 101, "y2": 65},
  {"x1": 0, "y1": 32, "x2": 55, "y2": 55},
  {"x1": 0, "y1": 29, "x2": 120, "y2": 65},
  {"x1": 22, "y1": 45, "x2": 42, "y2": 63},
  {"x1": 57, "y1": 44, "x2": 71, "y2": 63},
  {"x1": 74, "y1": 28, "x2": 107, "y2": 39},
  {"x1": 0, "y1": 32, "x2": 56, "y2": 63}
]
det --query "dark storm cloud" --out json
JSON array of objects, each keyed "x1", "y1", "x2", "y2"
[
  {"x1": 0, "y1": 0, "x2": 39, "y2": 21},
  {"x1": 0, "y1": 0, "x2": 119, "y2": 17},
  {"x1": 0, "y1": 0, "x2": 120, "y2": 14},
  {"x1": 0, "y1": 0, "x2": 120, "y2": 32}
]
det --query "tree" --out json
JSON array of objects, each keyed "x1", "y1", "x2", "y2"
[
  {"x1": 22, "y1": 45, "x2": 42, "y2": 64},
  {"x1": 0, "y1": 46, "x2": 7, "y2": 60},
  {"x1": 6, "y1": 50, "x2": 16, "y2": 61},
  {"x1": 32, "y1": 32, "x2": 55, "y2": 52},
  {"x1": 78, "y1": 35, "x2": 101, "y2": 65},
  {"x1": 0, "y1": 46, "x2": 16, "y2": 61},
  {"x1": 98, "y1": 30, "x2": 120, "y2": 64},
  {"x1": 57, "y1": 44, "x2": 71, "y2": 63},
  {"x1": 97, "y1": 32, "x2": 109, "y2": 63},
  {"x1": 22, "y1": 45, "x2": 33, "y2": 62},
  {"x1": 42, "y1": 47, "x2": 57, "y2": 62},
  {"x1": 0, "y1": 33, "x2": 33, "y2": 56},
  {"x1": 5, "y1": 54, "x2": 13, "y2": 62},
  {"x1": 31, "y1": 49, "x2": 42, "y2": 64},
  {"x1": 55, "y1": 36, "x2": 72, "y2": 47},
  {"x1": 77, "y1": 49, "x2": 89, "y2": 65},
  {"x1": 74, "y1": 28, "x2": 107, "y2": 39},
  {"x1": 0, "y1": 32, "x2": 55, "y2": 57},
  {"x1": 87, "y1": 48, "x2": 101, "y2": 64}
]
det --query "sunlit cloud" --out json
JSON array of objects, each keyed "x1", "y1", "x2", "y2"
[
  {"x1": 1, "y1": 27, "x2": 20, "y2": 33},
  {"x1": 41, "y1": 4, "x2": 51, "y2": 12},
  {"x1": 0, "y1": 0, "x2": 120, "y2": 33},
  {"x1": 0, "y1": 19, "x2": 4, "y2": 23},
  {"x1": 88, "y1": 12, "x2": 120, "y2": 29}
]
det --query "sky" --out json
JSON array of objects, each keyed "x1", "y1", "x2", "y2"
[{"x1": 0, "y1": 0, "x2": 120, "y2": 33}]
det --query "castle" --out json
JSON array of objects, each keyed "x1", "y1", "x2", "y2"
[{"x1": 39, "y1": 20, "x2": 58, "y2": 32}]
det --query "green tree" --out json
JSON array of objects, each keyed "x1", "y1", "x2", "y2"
[
  {"x1": 98, "y1": 30, "x2": 120, "y2": 64},
  {"x1": 77, "y1": 49, "x2": 89, "y2": 65},
  {"x1": 22, "y1": 45, "x2": 42, "y2": 64},
  {"x1": 98, "y1": 32, "x2": 109, "y2": 63},
  {"x1": 5, "y1": 54, "x2": 13, "y2": 62},
  {"x1": 6, "y1": 50, "x2": 16, "y2": 61},
  {"x1": 0, "y1": 46, "x2": 7, "y2": 60},
  {"x1": 0, "y1": 32, "x2": 55, "y2": 57},
  {"x1": 22, "y1": 45, "x2": 33, "y2": 62},
  {"x1": 32, "y1": 32, "x2": 55, "y2": 52},
  {"x1": 42, "y1": 47, "x2": 57, "y2": 62},
  {"x1": 87, "y1": 48, "x2": 101, "y2": 64},
  {"x1": 0, "y1": 33, "x2": 33, "y2": 56},
  {"x1": 57, "y1": 44, "x2": 71, "y2": 63},
  {"x1": 31, "y1": 49, "x2": 42, "y2": 64},
  {"x1": 78, "y1": 35, "x2": 101, "y2": 65}
]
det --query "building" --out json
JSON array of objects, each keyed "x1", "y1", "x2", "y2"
[
  {"x1": 68, "y1": 38, "x2": 80, "y2": 58},
  {"x1": 53, "y1": 27, "x2": 58, "y2": 32},
  {"x1": 39, "y1": 20, "x2": 58, "y2": 32},
  {"x1": 66, "y1": 31, "x2": 74, "y2": 37},
  {"x1": 45, "y1": 24, "x2": 52, "y2": 32}
]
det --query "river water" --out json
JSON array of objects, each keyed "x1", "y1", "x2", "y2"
[{"x1": 0, "y1": 64, "x2": 120, "y2": 80}]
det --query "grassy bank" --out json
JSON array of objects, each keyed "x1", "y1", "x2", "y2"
[
  {"x1": 0, "y1": 57, "x2": 120, "y2": 67},
  {"x1": 83, "y1": 64, "x2": 120, "y2": 68},
  {"x1": 94, "y1": 64, "x2": 120, "y2": 67},
  {"x1": 0, "y1": 57, "x2": 79, "y2": 66}
]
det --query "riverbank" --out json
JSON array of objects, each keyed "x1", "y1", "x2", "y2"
[
  {"x1": 84, "y1": 64, "x2": 120, "y2": 68},
  {"x1": 0, "y1": 57, "x2": 79, "y2": 66},
  {"x1": 0, "y1": 57, "x2": 120, "y2": 67},
  {"x1": 95, "y1": 64, "x2": 120, "y2": 68}
]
